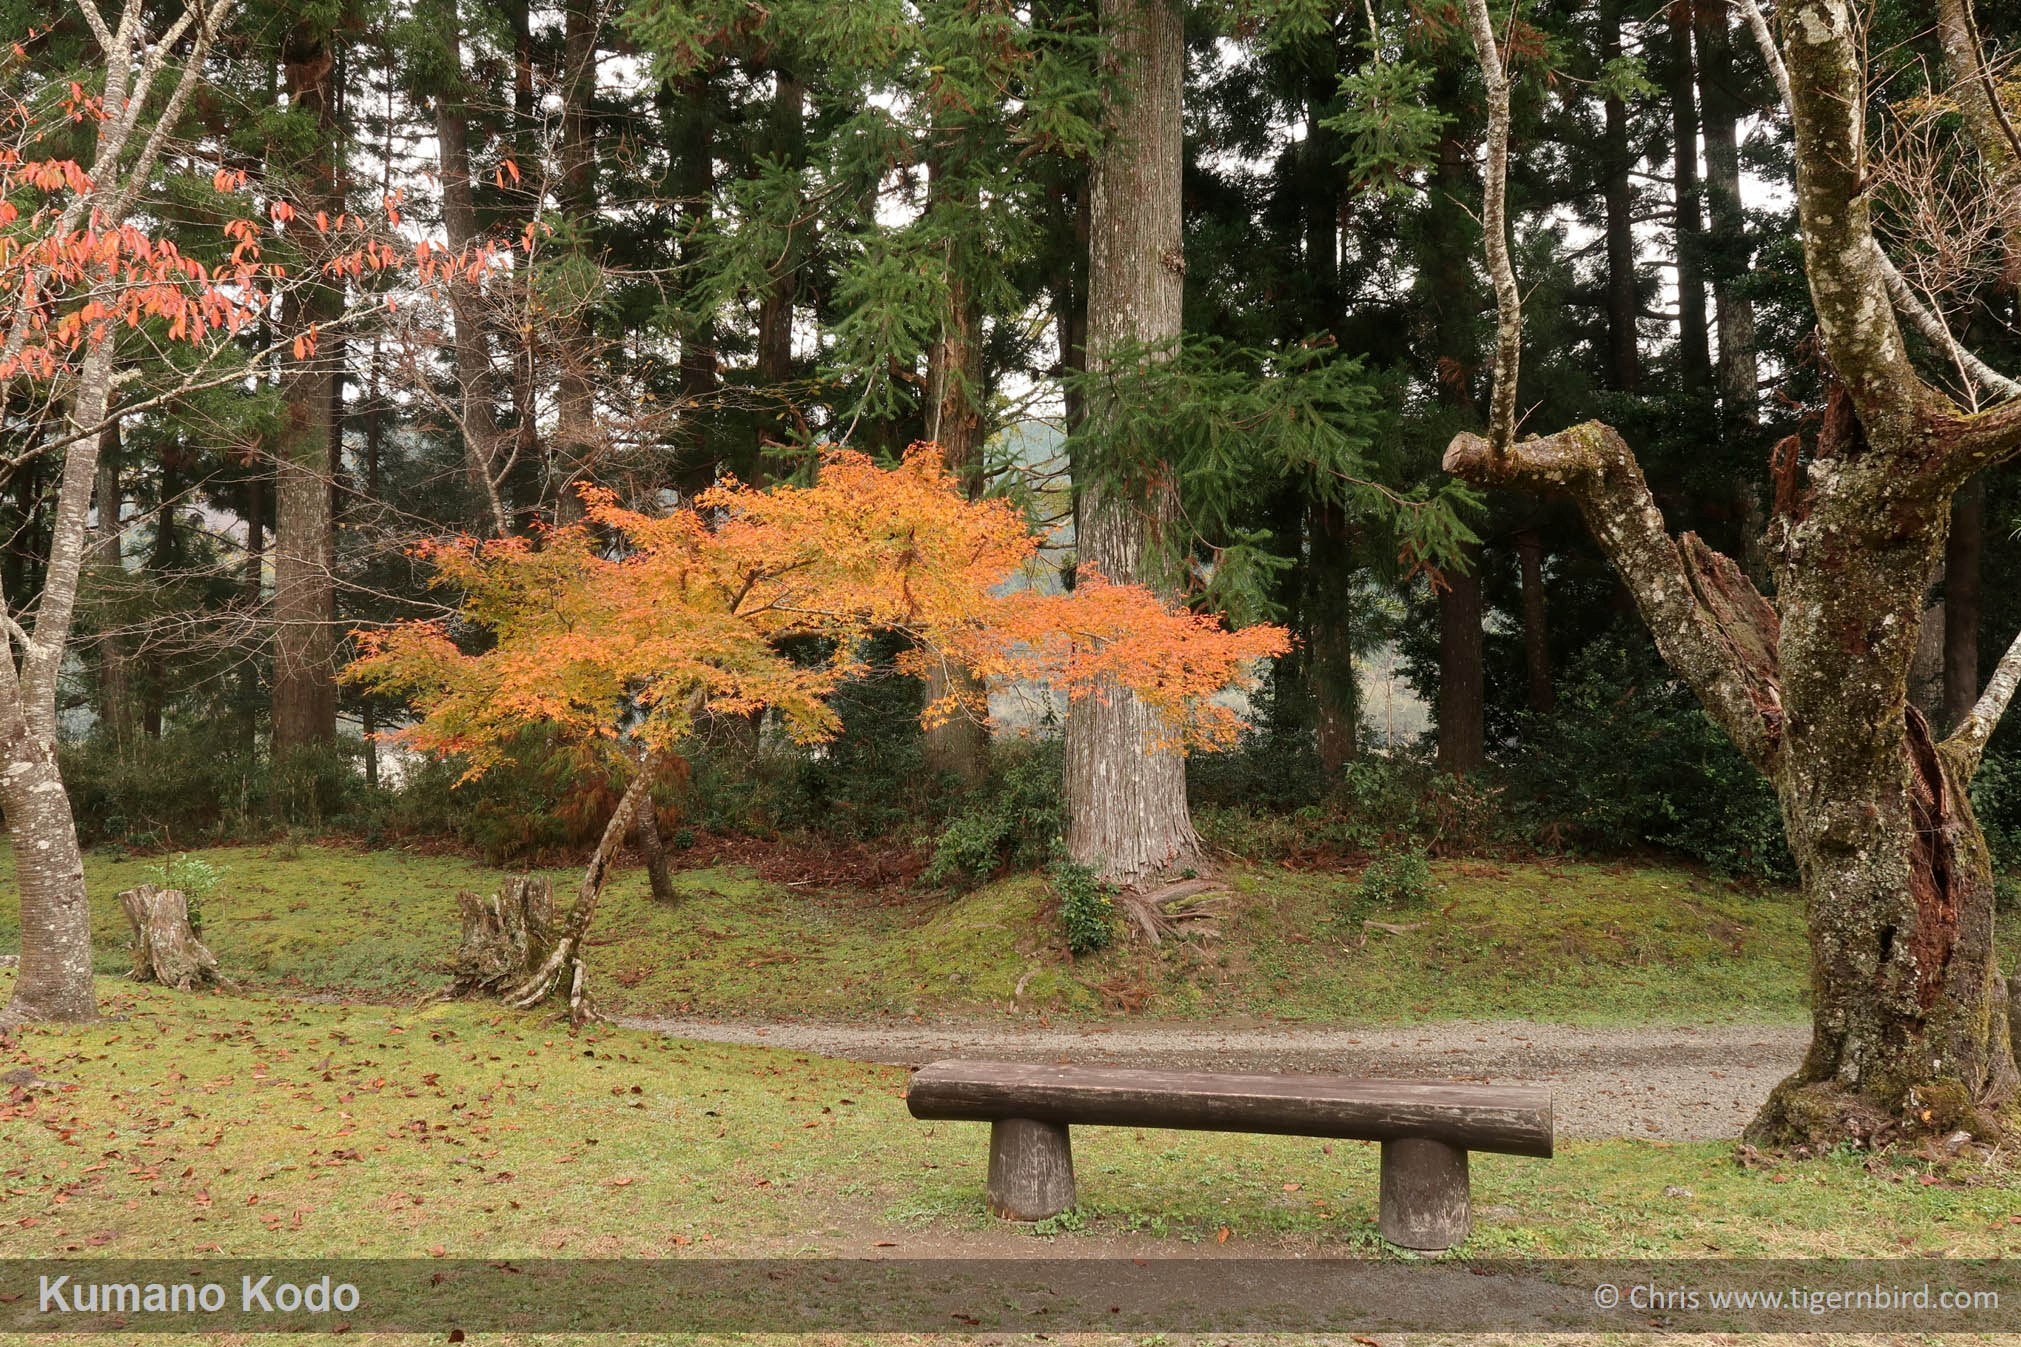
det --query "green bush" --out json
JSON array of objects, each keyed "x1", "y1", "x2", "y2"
[
  {"x1": 1513, "y1": 632, "x2": 1792, "y2": 880},
  {"x1": 1355, "y1": 844, "x2": 1434, "y2": 909},
  {"x1": 926, "y1": 740, "x2": 1066, "y2": 886},
  {"x1": 1197, "y1": 753, "x2": 1514, "y2": 862},
  {"x1": 1970, "y1": 751, "x2": 2021, "y2": 876},
  {"x1": 1188, "y1": 666, "x2": 1326, "y2": 811},
  {"x1": 62, "y1": 730, "x2": 379, "y2": 848},
  {"x1": 148, "y1": 853, "x2": 228, "y2": 932},
  {"x1": 1048, "y1": 859, "x2": 1116, "y2": 955}
]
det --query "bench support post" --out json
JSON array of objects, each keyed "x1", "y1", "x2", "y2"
[
  {"x1": 1378, "y1": 1138, "x2": 1470, "y2": 1250},
  {"x1": 986, "y1": 1118, "x2": 1075, "y2": 1221}
]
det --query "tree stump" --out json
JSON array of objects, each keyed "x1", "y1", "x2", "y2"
[
  {"x1": 445, "y1": 876, "x2": 558, "y2": 999},
  {"x1": 118, "y1": 885, "x2": 223, "y2": 992}
]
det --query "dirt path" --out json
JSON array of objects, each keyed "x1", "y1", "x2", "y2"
[{"x1": 615, "y1": 1014, "x2": 1806, "y2": 1142}]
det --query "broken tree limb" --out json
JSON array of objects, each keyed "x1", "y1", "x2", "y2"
[
  {"x1": 1444, "y1": 425, "x2": 1782, "y2": 770},
  {"x1": 118, "y1": 885, "x2": 224, "y2": 992}
]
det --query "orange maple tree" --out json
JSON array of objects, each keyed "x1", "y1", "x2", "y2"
[{"x1": 346, "y1": 446, "x2": 1286, "y2": 1019}]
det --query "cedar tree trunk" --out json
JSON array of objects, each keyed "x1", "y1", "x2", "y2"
[{"x1": 1065, "y1": 0, "x2": 1199, "y2": 885}]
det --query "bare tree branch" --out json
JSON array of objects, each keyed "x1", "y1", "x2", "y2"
[
  {"x1": 1944, "y1": 625, "x2": 2021, "y2": 778},
  {"x1": 1462, "y1": 0, "x2": 1520, "y2": 453}
]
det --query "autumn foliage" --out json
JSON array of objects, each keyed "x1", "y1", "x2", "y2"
[{"x1": 347, "y1": 446, "x2": 1287, "y2": 776}]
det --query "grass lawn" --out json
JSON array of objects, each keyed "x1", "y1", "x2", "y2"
[
  {"x1": 2, "y1": 977, "x2": 2015, "y2": 1264},
  {"x1": 0, "y1": 839, "x2": 1912, "y2": 1025}
]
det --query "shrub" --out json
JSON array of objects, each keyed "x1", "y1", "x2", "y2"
[
  {"x1": 62, "y1": 730, "x2": 379, "y2": 848},
  {"x1": 926, "y1": 740, "x2": 1067, "y2": 886},
  {"x1": 1197, "y1": 753, "x2": 1515, "y2": 862},
  {"x1": 1513, "y1": 631, "x2": 1792, "y2": 880},
  {"x1": 1970, "y1": 751, "x2": 2021, "y2": 875},
  {"x1": 1187, "y1": 664, "x2": 1326, "y2": 811},
  {"x1": 1048, "y1": 859, "x2": 1116, "y2": 955},
  {"x1": 148, "y1": 853, "x2": 228, "y2": 932},
  {"x1": 1355, "y1": 844, "x2": 1434, "y2": 909}
]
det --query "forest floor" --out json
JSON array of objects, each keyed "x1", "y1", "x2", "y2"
[
  {"x1": 3, "y1": 844, "x2": 2020, "y2": 1345},
  {"x1": 1, "y1": 976, "x2": 2013, "y2": 1267},
  {"x1": 0, "y1": 836, "x2": 1931, "y2": 1027}
]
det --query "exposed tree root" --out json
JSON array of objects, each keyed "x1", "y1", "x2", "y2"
[
  {"x1": 443, "y1": 753, "x2": 662, "y2": 1028},
  {"x1": 1118, "y1": 878, "x2": 1228, "y2": 945}
]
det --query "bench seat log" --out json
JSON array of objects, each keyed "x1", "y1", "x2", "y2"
[{"x1": 906, "y1": 1060, "x2": 1552, "y2": 1250}]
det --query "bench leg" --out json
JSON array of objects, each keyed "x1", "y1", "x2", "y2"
[
  {"x1": 986, "y1": 1118, "x2": 1075, "y2": 1221},
  {"x1": 1378, "y1": 1138, "x2": 1471, "y2": 1250}
]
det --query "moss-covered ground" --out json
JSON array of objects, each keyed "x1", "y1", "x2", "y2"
[
  {"x1": 2, "y1": 978, "x2": 2014, "y2": 1264},
  {"x1": 0, "y1": 840, "x2": 1944, "y2": 1025}
]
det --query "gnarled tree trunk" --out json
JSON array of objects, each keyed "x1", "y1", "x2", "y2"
[{"x1": 1447, "y1": 0, "x2": 2021, "y2": 1146}]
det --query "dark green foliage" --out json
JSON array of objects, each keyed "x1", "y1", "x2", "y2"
[
  {"x1": 1969, "y1": 752, "x2": 2021, "y2": 877},
  {"x1": 1062, "y1": 337, "x2": 1477, "y2": 620},
  {"x1": 62, "y1": 733, "x2": 376, "y2": 849},
  {"x1": 926, "y1": 740, "x2": 1068, "y2": 887},
  {"x1": 1187, "y1": 666, "x2": 1325, "y2": 811},
  {"x1": 1513, "y1": 631, "x2": 1792, "y2": 880},
  {"x1": 1048, "y1": 858, "x2": 1115, "y2": 956},
  {"x1": 1354, "y1": 843, "x2": 1434, "y2": 909},
  {"x1": 1197, "y1": 753, "x2": 1514, "y2": 860}
]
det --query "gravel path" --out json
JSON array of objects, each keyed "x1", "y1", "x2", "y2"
[{"x1": 615, "y1": 1014, "x2": 1806, "y2": 1141}]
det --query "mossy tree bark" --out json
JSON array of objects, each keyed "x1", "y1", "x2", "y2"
[{"x1": 1447, "y1": 0, "x2": 2021, "y2": 1145}]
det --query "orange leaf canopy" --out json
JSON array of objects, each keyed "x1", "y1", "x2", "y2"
[{"x1": 347, "y1": 446, "x2": 1287, "y2": 778}]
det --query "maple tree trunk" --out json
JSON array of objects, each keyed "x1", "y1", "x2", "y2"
[
  {"x1": 633, "y1": 808, "x2": 676, "y2": 905},
  {"x1": 450, "y1": 759, "x2": 658, "y2": 1025},
  {"x1": 119, "y1": 885, "x2": 223, "y2": 992},
  {"x1": 271, "y1": 15, "x2": 341, "y2": 754},
  {"x1": 1065, "y1": 0, "x2": 1199, "y2": 886}
]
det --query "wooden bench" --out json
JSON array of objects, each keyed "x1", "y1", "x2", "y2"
[{"x1": 906, "y1": 1060, "x2": 1553, "y2": 1250}]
